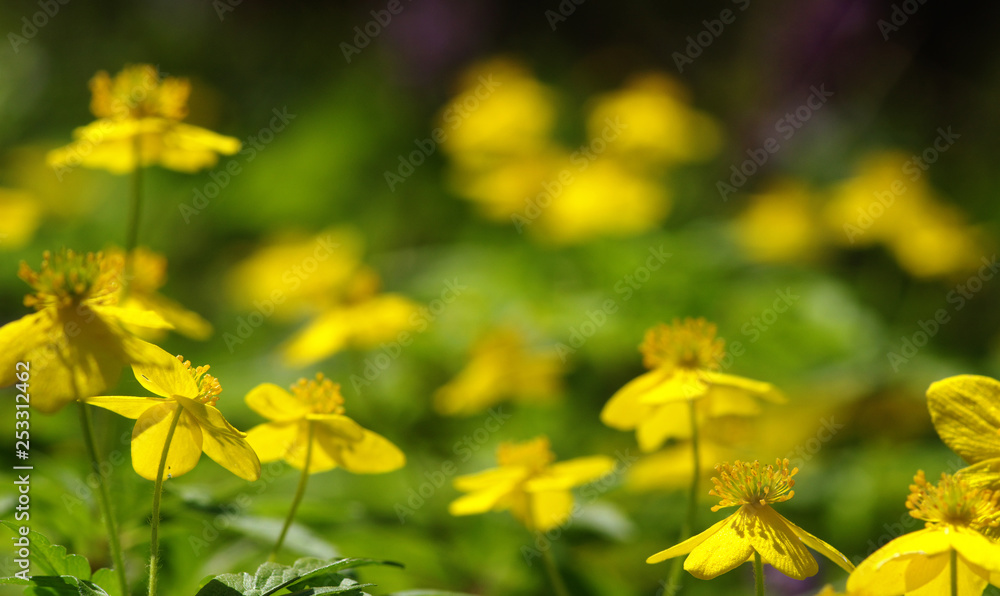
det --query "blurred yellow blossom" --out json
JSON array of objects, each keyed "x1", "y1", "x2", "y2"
[
  {"x1": 648, "y1": 459, "x2": 853, "y2": 580},
  {"x1": 119, "y1": 247, "x2": 212, "y2": 340},
  {"x1": 434, "y1": 327, "x2": 565, "y2": 416},
  {"x1": 47, "y1": 64, "x2": 240, "y2": 174},
  {"x1": 0, "y1": 188, "x2": 42, "y2": 250},
  {"x1": 627, "y1": 439, "x2": 741, "y2": 492},
  {"x1": 245, "y1": 374, "x2": 405, "y2": 474},
  {"x1": 449, "y1": 436, "x2": 615, "y2": 532},
  {"x1": 0, "y1": 249, "x2": 171, "y2": 413},
  {"x1": 734, "y1": 179, "x2": 826, "y2": 263},
  {"x1": 601, "y1": 318, "x2": 782, "y2": 452},
  {"x1": 926, "y1": 375, "x2": 1000, "y2": 490},
  {"x1": 847, "y1": 471, "x2": 1000, "y2": 595}
]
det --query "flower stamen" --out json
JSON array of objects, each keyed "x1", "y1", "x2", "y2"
[
  {"x1": 290, "y1": 373, "x2": 345, "y2": 415},
  {"x1": 20, "y1": 249, "x2": 122, "y2": 310},
  {"x1": 177, "y1": 356, "x2": 222, "y2": 406},
  {"x1": 709, "y1": 458, "x2": 797, "y2": 511},
  {"x1": 906, "y1": 471, "x2": 1000, "y2": 532},
  {"x1": 640, "y1": 317, "x2": 726, "y2": 371}
]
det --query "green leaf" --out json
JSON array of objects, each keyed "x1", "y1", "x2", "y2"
[
  {"x1": 385, "y1": 592, "x2": 480, "y2": 596},
  {"x1": 284, "y1": 576, "x2": 373, "y2": 595},
  {"x1": 195, "y1": 557, "x2": 400, "y2": 596},
  {"x1": 1, "y1": 520, "x2": 91, "y2": 579},
  {"x1": 3, "y1": 575, "x2": 110, "y2": 596},
  {"x1": 0, "y1": 521, "x2": 120, "y2": 596}
]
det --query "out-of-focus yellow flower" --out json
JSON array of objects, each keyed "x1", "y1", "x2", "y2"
[
  {"x1": 585, "y1": 72, "x2": 721, "y2": 167},
  {"x1": 847, "y1": 471, "x2": 1000, "y2": 595},
  {"x1": 0, "y1": 249, "x2": 171, "y2": 413},
  {"x1": 627, "y1": 439, "x2": 740, "y2": 492},
  {"x1": 47, "y1": 64, "x2": 240, "y2": 174},
  {"x1": 447, "y1": 150, "x2": 567, "y2": 220},
  {"x1": 434, "y1": 327, "x2": 565, "y2": 416},
  {"x1": 245, "y1": 374, "x2": 405, "y2": 474},
  {"x1": 0, "y1": 189, "x2": 42, "y2": 250},
  {"x1": 734, "y1": 180, "x2": 826, "y2": 263},
  {"x1": 927, "y1": 375, "x2": 1000, "y2": 490},
  {"x1": 812, "y1": 585, "x2": 847, "y2": 596},
  {"x1": 119, "y1": 247, "x2": 212, "y2": 340},
  {"x1": 648, "y1": 459, "x2": 853, "y2": 580},
  {"x1": 449, "y1": 436, "x2": 615, "y2": 532},
  {"x1": 601, "y1": 318, "x2": 783, "y2": 452},
  {"x1": 85, "y1": 349, "x2": 260, "y2": 481}
]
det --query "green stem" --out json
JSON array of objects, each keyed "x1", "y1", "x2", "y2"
[
  {"x1": 951, "y1": 549, "x2": 958, "y2": 596},
  {"x1": 664, "y1": 400, "x2": 701, "y2": 596},
  {"x1": 541, "y1": 548, "x2": 570, "y2": 596},
  {"x1": 125, "y1": 136, "x2": 144, "y2": 289},
  {"x1": 77, "y1": 402, "x2": 129, "y2": 596},
  {"x1": 269, "y1": 421, "x2": 314, "y2": 561},
  {"x1": 148, "y1": 405, "x2": 184, "y2": 596},
  {"x1": 754, "y1": 551, "x2": 765, "y2": 596}
]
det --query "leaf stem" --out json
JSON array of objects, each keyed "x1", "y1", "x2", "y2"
[
  {"x1": 77, "y1": 402, "x2": 129, "y2": 596},
  {"x1": 665, "y1": 400, "x2": 701, "y2": 596},
  {"x1": 754, "y1": 550, "x2": 765, "y2": 596},
  {"x1": 541, "y1": 547, "x2": 570, "y2": 596},
  {"x1": 951, "y1": 549, "x2": 958, "y2": 596},
  {"x1": 148, "y1": 405, "x2": 184, "y2": 596},
  {"x1": 270, "y1": 420, "x2": 314, "y2": 561},
  {"x1": 125, "y1": 135, "x2": 143, "y2": 289}
]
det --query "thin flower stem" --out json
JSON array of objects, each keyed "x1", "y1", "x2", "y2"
[
  {"x1": 125, "y1": 136, "x2": 143, "y2": 288},
  {"x1": 664, "y1": 400, "x2": 701, "y2": 596},
  {"x1": 951, "y1": 549, "x2": 958, "y2": 596},
  {"x1": 269, "y1": 421, "x2": 314, "y2": 562},
  {"x1": 754, "y1": 551, "x2": 765, "y2": 596},
  {"x1": 148, "y1": 405, "x2": 184, "y2": 596},
  {"x1": 541, "y1": 547, "x2": 571, "y2": 596},
  {"x1": 77, "y1": 402, "x2": 128, "y2": 596}
]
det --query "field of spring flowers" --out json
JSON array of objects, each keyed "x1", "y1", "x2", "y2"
[{"x1": 2, "y1": 2, "x2": 1000, "y2": 595}]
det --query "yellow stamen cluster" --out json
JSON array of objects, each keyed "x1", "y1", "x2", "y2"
[
  {"x1": 497, "y1": 436, "x2": 556, "y2": 471},
  {"x1": 177, "y1": 356, "x2": 222, "y2": 407},
  {"x1": 641, "y1": 317, "x2": 725, "y2": 371},
  {"x1": 709, "y1": 458, "x2": 797, "y2": 511},
  {"x1": 19, "y1": 249, "x2": 122, "y2": 310},
  {"x1": 906, "y1": 471, "x2": 1000, "y2": 532},
  {"x1": 291, "y1": 373, "x2": 345, "y2": 415},
  {"x1": 89, "y1": 64, "x2": 190, "y2": 121}
]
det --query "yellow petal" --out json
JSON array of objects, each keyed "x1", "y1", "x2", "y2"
[
  {"x1": 926, "y1": 375, "x2": 1000, "y2": 466},
  {"x1": 131, "y1": 403, "x2": 203, "y2": 481},
  {"x1": 244, "y1": 383, "x2": 309, "y2": 422},
  {"x1": 529, "y1": 490, "x2": 575, "y2": 532},
  {"x1": 246, "y1": 421, "x2": 301, "y2": 463},
  {"x1": 951, "y1": 527, "x2": 1000, "y2": 574},
  {"x1": 125, "y1": 294, "x2": 212, "y2": 340},
  {"x1": 129, "y1": 343, "x2": 198, "y2": 399},
  {"x1": 682, "y1": 513, "x2": 755, "y2": 578},
  {"x1": 453, "y1": 466, "x2": 530, "y2": 492},
  {"x1": 84, "y1": 395, "x2": 168, "y2": 419},
  {"x1": 905, "y1": 552, "x2": 988, "y2": 596},
  {"x1": 600, "y1": 369, "x2": 666, "y2": 429},
  {"x1": 282, "y1": 309, "x2": 352, "y2": 367},
  {"x1": 847, "y1": 529, "x2": 949, "y2": 595},
  {"x1": 646, "y1": 515, "x2": 732, "y2": 564},
  {"x1": 638, "y1": 369, "x2": 708, "y2": 405},
  {"x1": 91, "y1": 304, "x2": 173, "y2": 330},
  {"x1": 308, "y1": 413, "x2": 364, "y2": 441},
  {"x1": 781, "y1": 512, "x2": 855, "y2": 573},
  {"x1": 449, "y1": 482, "x2": 515, "y2": 517},
  {"x1": 744, "y1": 506, "x2": 818, "y2": 580},
  {"x1": 0, "y1": 311, "x2": 52, "y2": 388},
  {"x1": 703, "y1": 371, "x2": 784, "y2": 403},
  {"x1": 637, "y1": 402, "x2": 692, "y2": 452},
  {"x1": 525, "y1": 456, "x2": 615, "y2": 492},
  {"x1": 318, "y1": 426, "x2": 405, "y2": 474},
  {"x1": 277, "y1": 420, "x2": 340, "y2": 473},
  {"x1": 175, "y1": 395, "x2": 260, "y2": 481}
]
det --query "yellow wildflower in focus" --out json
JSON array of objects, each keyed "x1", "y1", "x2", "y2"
[
  {"x1": 119, "y1": 247, "x2": 212, "y2": 340},
  {"x1": 586, "y1": 72, "x2": 721, "y2": 167},
  {"x1": 434, "y1": 327, "x2": 565, "y2": 416},
  {"x1": 647, "y1": 459, "x2": 853, "y2": 580},
  {"x1": 0, "y1": 188, "x2": 42, "y2": 250},
  {"x1": 47, "y1": 64, "x2": 240, "y2": 174},
  {"x1": 0, "y1": 249, "x2": 171, "y2": 413},
  {"x1": 601, "y1": 318, "x2": 782, "y2": 452},
  {"x1": 734, "y1": 180, "x2": 826, "y2": 264},
  {"x1": 847, "y1": 471, "x2": 1000, "y2": 595},
  {"x1": 926, "y1": 375, "x2": 1000, "y2": 489},
  {"x1": 449, "y1": 436, "x2": 615, "y2": 532},
  {"x1": 245, "y1": 374, "x2": 404, "y2": 474},
  {"x1": 84, "y1": 349, "x2": 260, "y2": 481}
]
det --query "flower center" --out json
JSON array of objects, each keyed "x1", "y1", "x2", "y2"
[
  {"x1": 497, "y1": 436, "x2": 556, "y2": 472},
  {"x1": 177, "y1": 356, "x2": 222, "y2": 406},
  {"x1": 709, "y1": 459, "x2": 797, "y2": 511},
  {"x1": 19, "y1": 249, "x2": 122, "y2": 310},
  {"x1": 640, "y1": 317, "x2": 725, "y2": 371},
  {"x1": 290, "y1": 373, "x2": 345, "y2": 415},
  {"x1": 89, "y1": 64, "x2": 190, "y2": 121},
  {"x1": 906, "y1": 471, "x2": 1000, "y2": 531}
]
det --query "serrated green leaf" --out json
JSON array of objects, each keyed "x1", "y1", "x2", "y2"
[
  {"x1": 12, "y1": 575, "x2": 109, "y2": 596},
  {"x1": 1, "y1": 520, "x2": 92, "y2": 579},
  {"x1": 385, "y1": 592, "x2": 480, "y2": 596},
  {"x1": 195, "y1": 557, "x2": 400, "y2": 596},
  {"x1": 285, "y1": 575, "x2": 374, "y2": 595}
]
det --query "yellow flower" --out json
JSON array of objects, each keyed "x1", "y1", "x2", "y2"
[
  {"x1": 847, "y1": 471, "x2": 1000, "y2": 595},
  {"x1": 0, "y1": 188, "x2": 43, "y2": 250},
  {"x1": 647, "y1": 459, "x2": 854, "y2": 580},
  {"x1": 84, "y1": 349, "x2": 260, "y2": 481},
  {"x1": 927, "y1": 375, "x2": 1000, "y2": 489},
  {"x1": 449, "y1": 436, "x2": 615, "y2": 532},
  {"x1": 627, "y1": 439, "x2": 741, "y2": 492},
  {"x1": 434, "y1": 327, "x2": 564, "y2": 416},
  {"x1": 0, "y1": 249, "x2": 171, "y2": 413},
  {"x1": 119, "y1": 247, "x2": 212, "y2": 340},
  {"x1": 734, "y1": 180, "x2": 826, "y2": 264},
  {"x1": 47, "y1": 64, "x2": 240, "y2": 174},
  {"x1": 245, "y1": 374, "x2": 404, "y2": 474},
  {"x1": 601, "y1": 318, "x2": 782, "y2": 452}
]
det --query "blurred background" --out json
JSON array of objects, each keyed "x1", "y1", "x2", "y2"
[{"x1": 2, "y1": 0, "x2": 1000, "y2": 594}]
